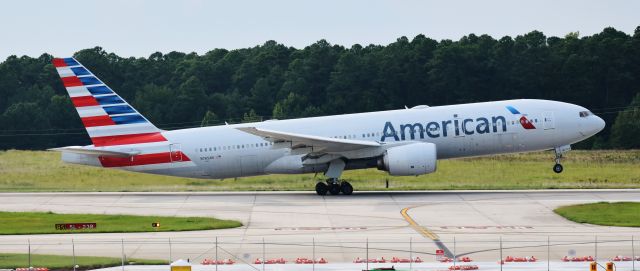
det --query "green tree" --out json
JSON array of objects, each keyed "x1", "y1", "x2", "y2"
[
  {"x1": 610, "y1": 94, "x2": 640, "y2": 148},
  {"x1": 242, "y1": 109, "x2": 261, "y2": 123},
  {"x1": 201, "y1": 110, "x2": 219, "y2": 126},
  {"x1": 1, "y1": 27, "x2": 640, "y2": 150}
]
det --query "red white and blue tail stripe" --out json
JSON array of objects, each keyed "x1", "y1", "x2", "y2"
[{"x1": 53, "y1": 57, "x2": 168, "y2": 147}]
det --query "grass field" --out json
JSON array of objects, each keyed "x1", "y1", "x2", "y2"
[
  {"x1": 0, "y1": 150, "x2": 639, "y2": 192},
  {"x1": 0, "y1": 211, "x2": 241, "y2": 235},
  {"x1": 554, "y1": 202, "x2": 640, "y2": 227},
  {"x1": 0, "y1": 253, "x2": 167, "y2": 269}
]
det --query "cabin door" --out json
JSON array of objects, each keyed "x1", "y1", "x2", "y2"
[{"x1": 543, "y1": 111, "x2": 555, "y2": 130}]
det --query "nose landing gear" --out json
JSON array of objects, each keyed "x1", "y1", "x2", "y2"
[
  {"x1": 552, "y1": 145, "x2": 571, "y2": 174},
  {"x1": 553, "y1": 163, "x2": 563, "y2": 173}
]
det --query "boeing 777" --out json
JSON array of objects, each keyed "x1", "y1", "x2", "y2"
[{"x1": 50, "y1": 57, "x2": 605, "y2": 195}]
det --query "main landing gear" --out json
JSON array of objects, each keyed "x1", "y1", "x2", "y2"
[
  {"x1": 552, "y1": 145, "x2": 571, "y2": 174},
  {"x1": 315, "y1": 159, "x2": 353, "y2": 195},
  {"x1": 315, "y1": 179, "x2": 353, "y2": 196}
]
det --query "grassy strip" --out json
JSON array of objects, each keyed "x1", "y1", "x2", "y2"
[
  {"x1": 554, "y1": 202, "x2": 640, "y2": 227},
  {"x1": 0, "y1": 253, "x2": 167, "y2": 269},
  {"x1": 0, "y1": 211, "x2": 241, "y2": 235},
  {"x1": 0, "y1": 150, "x2": 639, "y2": 192}
]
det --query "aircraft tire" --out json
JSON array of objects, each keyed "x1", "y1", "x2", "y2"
[
  {"x1": 315, "y1": 182, "x2": 328, "y2": 195},
  {"x1": 340, "y1": 181, "x2": 353, "y2": 195},
  {"x1": 553, "y1": 163, "x2": 563, "y2": 173},
  {"x1": 328, "y1": 183, "x2": 341, "y2": 195}
]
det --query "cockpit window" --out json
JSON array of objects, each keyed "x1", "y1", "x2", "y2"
[{"x1": 579, "y1": 111, "x2": 592, "y2": 117}]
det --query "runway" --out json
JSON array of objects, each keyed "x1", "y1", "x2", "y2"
[{"x1": 0, "y1": 190, "x2": 639, "y2": 265}]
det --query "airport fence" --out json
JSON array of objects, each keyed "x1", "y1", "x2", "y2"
[{"x1": 1, "y1": 235, "x2": 639, "y2": 270}]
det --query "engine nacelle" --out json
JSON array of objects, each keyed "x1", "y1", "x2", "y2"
[{"x1": 377, "y1": 142, "x2": 437, "y2": 176}]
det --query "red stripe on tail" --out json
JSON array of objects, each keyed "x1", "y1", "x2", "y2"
[
  {"x1": 99, "y1": 151, "x2": 191, "y2": 167},
  {"x1": 52, "y1": 58, "x2": 67, "y2": 67},
  {"x1": 81, "y1": 115, "x2": 115, "y2": 127},
  {"x1": 61, "y1": 76, "x2": 83, "y2": 87},
  {"x1": 91, "y1": 132, "x2": 167, "y2": 147},
  {"x1": 71, "y1": 96, "x2": 99, "y2": 107}
]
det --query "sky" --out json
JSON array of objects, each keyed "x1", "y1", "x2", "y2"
[{"x1": 1, "y1": 0, "x2": 638, "y2": 60}]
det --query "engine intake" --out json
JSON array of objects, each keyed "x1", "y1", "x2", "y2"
[{"x1": 377, "y1": 142, "x2": 437, "y2": 176}]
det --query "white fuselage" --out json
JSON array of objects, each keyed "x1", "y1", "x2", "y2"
[
  {"x1": 63, "y1": 99, "x2": 605, "y2": 179},
  {"x1": 159, "y1": 99, "x2": 604, "y2": 178}
]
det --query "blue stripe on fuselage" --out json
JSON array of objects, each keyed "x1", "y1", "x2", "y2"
[{"x1": 506, "y1": 106, "x2": 520, "y2": 114}]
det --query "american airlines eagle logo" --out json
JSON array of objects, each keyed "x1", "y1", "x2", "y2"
[{"x1": 506, "y1": 106, "x2": 536, "y2": 130}]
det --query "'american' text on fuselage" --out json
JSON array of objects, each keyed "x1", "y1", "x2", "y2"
[{"x1": 381, "y1": 115, "x2": 508, "y2": 141}]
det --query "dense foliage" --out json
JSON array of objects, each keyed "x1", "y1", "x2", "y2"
[{"x1": 1, "y1": 27, "x2": 639, "y2": 150}]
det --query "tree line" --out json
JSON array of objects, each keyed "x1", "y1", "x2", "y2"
[{"x1": 1, "y1": 26, "x2": 639, "y2": 150}]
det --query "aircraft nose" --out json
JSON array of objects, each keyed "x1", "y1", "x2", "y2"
[
  {"x1": 594, "y1": 115, "x2": 605, "y2": 132},
  {"x1": 583, "y1": 114, "x2": 605, "y2": 136}
]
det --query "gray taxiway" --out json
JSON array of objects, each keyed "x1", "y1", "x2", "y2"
[{"x1": 0, "y1": 190, "x2": 638, "y2": 264}]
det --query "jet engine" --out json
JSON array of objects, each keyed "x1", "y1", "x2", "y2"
[{"x1": 377, "y1": 142, "x2": 437, "y2": 176}]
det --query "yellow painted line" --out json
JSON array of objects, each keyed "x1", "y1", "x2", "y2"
[{"x1": 401, "y1": 206, "x2": 440, "y2": 240}]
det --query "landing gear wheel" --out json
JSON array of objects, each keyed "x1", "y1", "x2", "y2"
[
  {"x1": 328, "y1": 183, "x2": 341, "y2": 195},
  {"x1": 553, "y1": 164, "x2": 563, "y2": 174},
  {"x1": 340, "y1": 181, "x2": 353, "y2": 195},
  {"x1": 552, "y1": 146, "x2": 569, "y2": 174},
  {"x1": 315, "y1": 182, "x2": 328, "y2": 195}
]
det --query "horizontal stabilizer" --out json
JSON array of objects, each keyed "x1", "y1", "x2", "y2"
[{"x1": 48, "y1": 146, "x2": 140, "y2": 157}]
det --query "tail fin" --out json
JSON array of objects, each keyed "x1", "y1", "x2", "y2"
[{"x1": 53, "y1": 57, "x2": 167, "y2": 147}]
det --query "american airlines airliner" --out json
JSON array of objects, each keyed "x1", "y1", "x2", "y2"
[{"x1": 50, "y1": 57, "x2": 605, "y2": 195}]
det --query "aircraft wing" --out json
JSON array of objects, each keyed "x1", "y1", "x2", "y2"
[
  {"x1": 48, "y1": 146, "x2": 140, "y2": 157},
  {"x1": 236, "y1": 127, "x2": 380, "y2": 152}
]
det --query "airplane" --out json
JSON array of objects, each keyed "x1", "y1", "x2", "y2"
[{"x1": 50, "y1": 57, "x2": 605, "y2": 195}]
